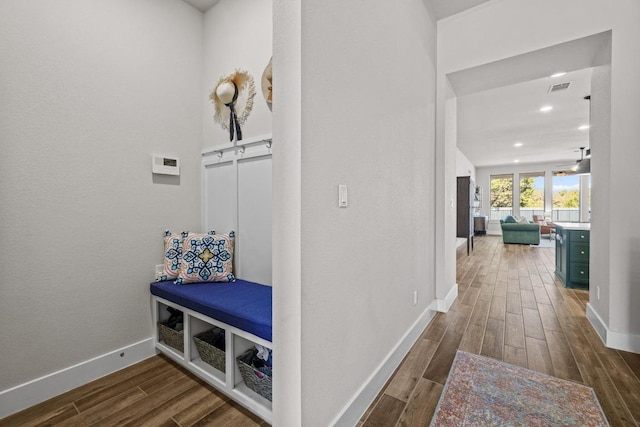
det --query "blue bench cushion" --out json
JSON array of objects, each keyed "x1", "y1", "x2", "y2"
[{"x1": 150, "y1": 279, "x2": 272, "y2": 342}]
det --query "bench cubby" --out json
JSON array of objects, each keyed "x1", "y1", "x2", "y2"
[{"x1": 150, "y1": 280, "x2": 272, "y2": 423}]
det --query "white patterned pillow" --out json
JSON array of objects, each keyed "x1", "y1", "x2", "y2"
[
  {"x1": 158, "y1": 231, "x2": 189, "y2": 281},
  {"x1": 176, "y1": 231, "x2": 235, "y2": 284}
]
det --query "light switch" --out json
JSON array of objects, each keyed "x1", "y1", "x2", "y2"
[{"x1": 338, "y1": 185, "x2": 348, "y2": 208}]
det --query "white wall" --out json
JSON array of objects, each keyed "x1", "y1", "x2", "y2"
[
  {"x1": 202, "y1": 0, "x2": 272, "y2": 149},
  {"x1": 438, "y1": 0, "x2": 640, "y2": 348},
  {"x1": 277, "y1": 1, "x2": 438, "y2": 425},
  {"x1": 456, "y1": 148, "x2": 476, "y2": 180},
  {"x1": 272, "y1": 0, "x2": 302, "y2": 423},
  {"x1": 0, "y1": 0, "x2": 203, "y2": 397},
  {"x1": 435, "y1": 80, "x2": 458, "y2": 304},
  {"x1": 588, "y1": 54, "x2": 611, "y2": 326}
]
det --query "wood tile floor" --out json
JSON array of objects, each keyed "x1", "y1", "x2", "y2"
[
  {"x1": 4, "y1": 235, "x2": 640, "y2": 426},
  {"x1": 0, "y1": 354, "x2": 269, "y2": 426},
  {"x1": 360, "y1": 235, "x2": 640, "y2": 426}
]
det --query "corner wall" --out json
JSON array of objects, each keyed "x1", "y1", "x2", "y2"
[{"x1": 0, "y1": 0, "x2": 203, "y2": 414}]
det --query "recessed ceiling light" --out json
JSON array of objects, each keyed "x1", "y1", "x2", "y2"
[
  {"x1": 539, "y1": 105, "x2": 553, "y2": 112},
  {"x1": 578, "y1": 125, "x2": 590, "y2": 130},
  {"x1": 514, "y1": 142, "x2": 523, "y2": 147},
  {"x1": 551, "y1": 72, "x2": 567, "y2": 78},
  {"x1": 514, "y1": 159, "x2": 520, "y2": 163}
]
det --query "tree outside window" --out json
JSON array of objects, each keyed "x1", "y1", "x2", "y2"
[
  {"x1": 490, "y1": 174, "x2": 513, "y2": 221},
  {"x1": 552, "y1": 171, "x2": 580, "y2": 222},
  {"x1": 519, "y1": 172, "x2": 544, "y2": 221}
]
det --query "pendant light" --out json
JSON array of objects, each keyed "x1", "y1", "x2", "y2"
[{"x1": 575, "y1": 155, "x2": 591, "y2": 175}]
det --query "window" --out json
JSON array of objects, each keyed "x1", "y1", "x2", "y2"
[
  {"x1": 490, "y1": 174, "x2": 513, "y2": 221},
  {"x1": 519, "y1": 172, "x2": 544, "y2": 221},
  {"x1": 552, "y1": 171, "x2": 580, "y2": 222}
]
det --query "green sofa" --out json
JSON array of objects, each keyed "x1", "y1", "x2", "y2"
[{"x1": 500, "y1": 216, "x2": 540, "y2": 245}]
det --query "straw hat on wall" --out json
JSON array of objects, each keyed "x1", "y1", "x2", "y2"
[
  {"x1": 210, "y1": 69, "x2": 256, "y2": 141},
  {"x1": 261, "y1": 57, "x2": 272, "y2": 111}
]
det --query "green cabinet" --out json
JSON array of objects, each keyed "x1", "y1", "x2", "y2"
[{"x1": 555, "y1": 223, "x2": 590, "y2": 288}]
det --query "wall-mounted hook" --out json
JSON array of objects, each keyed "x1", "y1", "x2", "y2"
[
  {"x1": 266, "y1": 140, "x2": 272, "y2": 149},
  {"x1": 239, "y1": 146, "x2": 246, "y2": 154},
  {"x1": 216, "y1": 151, "x2": 223, "y2": 158}
]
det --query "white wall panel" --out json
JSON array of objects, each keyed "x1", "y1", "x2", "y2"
[
  {"x1": 203, "y1": 160, "x2": 237, "y2": 235},
  {"x1": 238, "y1": 155, "x2": 272, "y2": 285},
  {"x1": 202, "y1": 144, "x2": 272, "y2": 286}
]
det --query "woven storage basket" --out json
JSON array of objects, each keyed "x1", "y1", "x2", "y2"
[
  {"x1": 158, "y1": 322, "x2": 184, "y2": 353},
  {"x1": 237, "y1": 348, "x2": 272, "y2": 401},
  {"x1": 193, "y1": 328, "x2": 226, "y2": 373}
]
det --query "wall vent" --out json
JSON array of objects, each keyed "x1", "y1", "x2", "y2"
[{"x1": 549, "y1": 82, "x2": 571, "y2": 93}]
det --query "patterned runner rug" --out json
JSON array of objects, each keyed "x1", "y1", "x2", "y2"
[{"x1": 430, "y1": 351, "x2": 609, "y2": 426}]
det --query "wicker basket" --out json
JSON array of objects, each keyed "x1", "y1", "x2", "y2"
[
  {"x1": 158, "y1": 322, "x2": 184, "y2": 353},
  {"x1": 193, "y1": 328, "x2": 226, "y2": 373},
  {"x1": 236, "y1": 348, "x2": 272, "y2": 401}
]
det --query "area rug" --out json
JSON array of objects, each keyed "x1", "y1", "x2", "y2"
[
  {"x1": 430, "y1": 351, "x2": 609, "y2": 426},
  {"x1": 530, "y1": 238, "x2": 555, "y2": 248}
]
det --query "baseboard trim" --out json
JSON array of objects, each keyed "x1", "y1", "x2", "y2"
[
  {"x1": 0, "y1": 338, "x2": 155, "y2": 419},
  {"x1": 435, "y1": 283, "x2": 458, "y2": 313},
  {"x1": 586, "y1": 303, "x2": 640, "y2": 353},
  {"x1": 330, "y1": 305, "x2": 438, "y2": 426}
]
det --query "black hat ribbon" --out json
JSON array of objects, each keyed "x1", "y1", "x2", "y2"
[{"x1": 225, "y1": 82, "x2": 242, "y2": 141}]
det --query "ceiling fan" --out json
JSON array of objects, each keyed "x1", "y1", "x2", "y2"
[{"x1": 553, "y1": 148, "x2": 589, "y2": 174}]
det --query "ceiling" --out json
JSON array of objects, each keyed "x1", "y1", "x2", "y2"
[
  {"x1": 456, "y1": 69, "x2": 592, "y2": 169},
  {"x1": 181, "y1": 0, "x2": 489, "y2": 18},
  {"x1": 452, "y1": 30, "x2": 610, "y2": 169}
]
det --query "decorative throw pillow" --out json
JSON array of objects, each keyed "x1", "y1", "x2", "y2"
[
  {"x1": 517, "y1": 216, "x2": 529, "y2": 224},
  {"x1": 158, "y1": 230, "x2": 190, "y2": 281},
  {"x1": 504, "y1": 215, "x2": 517, "y2": 223},
  {"x1": 176, "y1": 231, "x2": 235, "y2": 284}
]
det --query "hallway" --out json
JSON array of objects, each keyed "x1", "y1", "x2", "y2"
[{"x1": 361, "y1": 235, "x2": 640, "y2": 426}]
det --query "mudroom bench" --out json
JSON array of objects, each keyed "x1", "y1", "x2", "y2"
[{"x1": 150, "y1": 279, "x2": 272, "y2": 423}]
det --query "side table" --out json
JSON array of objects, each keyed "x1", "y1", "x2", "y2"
[{"x1": 473, "y1": 215, "x2": 488, "y2": 235}]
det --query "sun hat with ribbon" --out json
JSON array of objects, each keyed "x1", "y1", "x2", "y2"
[
  {"x1": 261, "y1": 57, "x2": 272, "y2": 111},
  {"x1": 210, "y1": 69, "x2": 256, "y2": 141}
]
